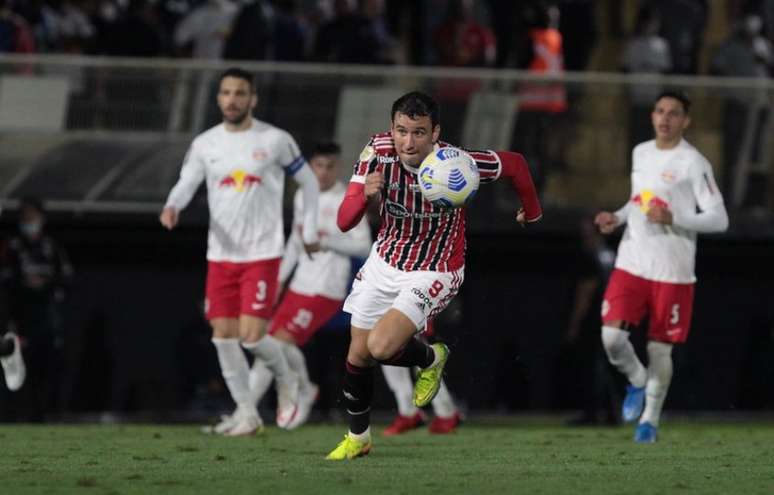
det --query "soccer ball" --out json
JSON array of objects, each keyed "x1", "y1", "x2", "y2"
[{"x1": 418, "y1": 147, "x2": 480, "y2": 208}]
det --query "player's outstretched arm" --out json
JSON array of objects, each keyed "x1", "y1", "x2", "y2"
[{"x1": 495, "y1": 151, "x2": 542, "y2": 225}]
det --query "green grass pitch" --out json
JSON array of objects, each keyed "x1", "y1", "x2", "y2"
[{"x1": 1, "y1": 419, "x2": 773, "y2": 494}]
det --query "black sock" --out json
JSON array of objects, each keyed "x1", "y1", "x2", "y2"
[
  {"x1": 378, "y1": 338, "x2": 434, "y2": 368},
  {"x1": 0, "y1": 335, "x2": 14, "y2": 357},
  {"x1": 343, "y1": 361, "x2": 374, "y2": 435}
]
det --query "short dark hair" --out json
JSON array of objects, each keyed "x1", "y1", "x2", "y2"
[
  {"x1": 20, "y1": 196, "x2": 45, "y2": 215},
  {"x1": 311, "y1": 141, "x2": 341, "y2": 158},
  {"x1": 391, "y1": 91, "x2": 440, "y2": 128},
  {"x1": 655, "y1": 91, "x2": 691, "y2": 114},
  {"x1": 219, "y1": 67, "x2": 256, "y2": 93}
]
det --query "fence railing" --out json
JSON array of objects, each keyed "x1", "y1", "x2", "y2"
[{"x1": 0, "y1": 54, "x2": 771, "y2": 227}]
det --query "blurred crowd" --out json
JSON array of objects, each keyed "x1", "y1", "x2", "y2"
[{"x1": 0, "y1": 0, "x2": 768, "y2": 75}]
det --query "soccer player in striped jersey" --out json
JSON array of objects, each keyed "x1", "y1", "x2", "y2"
[
  {"x1": 160, "y1": 68, "x2": 320, "y2": 436},
  {"x1": 326, "y1": 91, "x2": 542, "y2": 460}
]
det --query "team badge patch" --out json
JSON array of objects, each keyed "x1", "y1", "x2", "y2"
[{"x1": 359, "y1": 144, "x2": 375, "y2": 164}]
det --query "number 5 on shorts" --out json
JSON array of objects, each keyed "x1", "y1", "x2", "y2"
[{"x1": 670, "y1": 304, "x2": 680, "y2": 325}]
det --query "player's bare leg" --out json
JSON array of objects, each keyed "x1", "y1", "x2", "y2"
[
  {"x1": 635, "y1": 341, "x2": 673, "y2": 443},
  {"x1": 369, "y1": 310, "x2": 449, "y2": 407},
  {"x1": 240, "y1": 315, "x2": 299, "y2": 429},
  {"x1": 273, "y1": 329, "x2": 318, "y2": 429},
  {"x1": 602, "y1": 321, "x2": 647, "y2": 423},
  {"x1": 208, "y1": 318, "x2": 261, "y2": 435}
]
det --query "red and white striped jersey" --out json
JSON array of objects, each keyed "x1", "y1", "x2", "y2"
[{"x1": 349, "y1": 132, "x2": 502, "y2": 272}]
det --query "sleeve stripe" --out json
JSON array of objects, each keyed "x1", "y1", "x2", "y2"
[{"x1": 284, "y1": 155, "x2": 306, "y2": 175}]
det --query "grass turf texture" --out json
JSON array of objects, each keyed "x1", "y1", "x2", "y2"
[{"x1": 1, "y1": 420, "x2": 773, "y2": 494}]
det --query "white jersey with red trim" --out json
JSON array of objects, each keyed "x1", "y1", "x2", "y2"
[
  {"x1": 614, "y1": 139, "x2": 727, "y2": 283},
  {"x1": 282, "y1": 181, "x2": 372, "y2": 300},
  {"x1": 165, "y1": 118, "x2": 307, "y2": 262},
  {"x1": 349, "y1": 132, "x2": 502, "y2": 272}
]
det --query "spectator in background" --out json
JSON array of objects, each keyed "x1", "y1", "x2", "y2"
[
  {"x1": 512, "y1": 1, "x2": 567, "y2": 196},
  {"x1": 313, "y1": 0, "x2": 397, "y2": 64},
  {"x1": 271, "y1": 0, "x2": 307, "y2": 61},
  {"x1": 223, "y1": 0, "x2": 273, "y2": 61},
  {"x1": 0, "y1": 0, "x2": 36, "y2": 53},
  {"x1": 485, "y1": 0, "x2": 519, "y2": 68},
  {"x1": 39, "y1": 0, "x2": 95, "y2": 53},
  {"x1": 621, "y1": 5, "x2": 672, "y2": 153},
  {"x1": 104, "y1": 0, "x2": 166, "y2": 57},
  {"x1": 0, "y1": 197, "x2": 73, "y2": 421},
  {"x1": 557, "y1": 0, "x2": 596, "y2": 71},
  {"x1": 650, "y1": 0, "x2": 708, "y2": 74},
  {"x1": 174, "y1": 0, "x2": 237, "y2": 59},
  {"x1": 433, "y1": 0, "x2": 496, "y2": 68},
  {"x1": 431, "y1": 0, "x2": 496, "y2": 144},
  {"x1": 710, "y1": 13, "x2": 773, "y2": 209}
]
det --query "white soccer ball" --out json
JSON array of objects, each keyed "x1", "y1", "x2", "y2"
[{"x1": 418, "y1": 147, "x2": 480, "y2": 208}]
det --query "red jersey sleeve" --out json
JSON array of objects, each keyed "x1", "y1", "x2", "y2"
[{"x1": 496, "y1": 151, "x2": 542, "y2": 222}]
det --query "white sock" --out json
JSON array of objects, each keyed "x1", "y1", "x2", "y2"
[
  {"x1": 248, "y1": 359, "x2": 274, "y2": 405},
  {"x1": 281, "y1": 341, "x2": 311, "y2": 389},
  {"x1": 430, "y1": 378, "x2": 457, "y2": 418},
  {"x1": 349, "y1": 427, "x2": 371, "y2": 442},
  {"x1": 601, "y1": 326, "x2": 647, "y2": 387},
  {"x1": 640, "y1": 341, "x2": 673, "y2": 427},
  {"x1": 242, "y1": 335, "x2": 292, "y2": 385},
  {"x1": 381, "y1": 365, "x2": 418, "y2": 416},
  {"x1": 211, "y1": 338, "x2": 252, "y2": 408}
]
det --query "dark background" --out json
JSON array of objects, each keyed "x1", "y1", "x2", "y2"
[{"x1": 3, "y1": 201, "x2": 771, "y2": 420}]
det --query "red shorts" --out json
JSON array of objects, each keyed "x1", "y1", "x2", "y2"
[
  {"x1": 205, "y1": 259, "x2": 280, "y2": 320},
  {"x1": 602, "y1": 268, "x2": 694, "y2": 344},
  {"x1": 269, "y1": 290, "x2": 343, "y2": 346}
]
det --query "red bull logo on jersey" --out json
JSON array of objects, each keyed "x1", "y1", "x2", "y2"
[
  {"x1": 218, "y1": 169, "x2": 262, "y2": 192},
  {"x1": 632, "y1": 189, "x2": 669, "y2": 213}
]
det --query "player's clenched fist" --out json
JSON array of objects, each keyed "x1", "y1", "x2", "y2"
[
  {"x1": 159, "y1": 206, "x2": 179, "y2": 230},
  {"x1": 594, "y1": 211, "x2": 618, "y2": 234},
  {"x1": 646, "y1": 205, "x2": 673, "y2": 225},
  {"x1": 364, "y1": 172, "x2": 384, "y2": 200}
]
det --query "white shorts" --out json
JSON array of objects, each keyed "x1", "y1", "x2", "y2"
[{"x1": 343, "y1": 251, "x2": 464, "y2": 330}]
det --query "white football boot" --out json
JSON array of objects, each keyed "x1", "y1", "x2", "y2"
[
  {"x1": 275, "y1": 372, "x2": 300, "y2": 429},
  {"x1": 0, "y1": 332, "x2": 26, "y2": 392},
  {"x1": 224, "y1": 405, "x2": 264, "y2": 436},
  {"x1": 286, "y1": 382, "x2": 319, "y2": 430},
  {"x1": 200, "y1": 411, "x2": 239, "y2": 435}
]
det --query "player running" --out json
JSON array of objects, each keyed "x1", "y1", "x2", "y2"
[
  {"x1": 594, "y1": 91, "x2": 728, "y2": 443},
  {"x1": 160, "y1": 67, "x2": 320, "y2": 435},
  {"x1": 326, "y1": 91, "x2": 542, "y2": 460},
  {"x1": 247, "y1": 142, "x2": 372, "y2": 429},
  {"x1": 381, "y1": 321, "x2": 462, "y2": 436}
]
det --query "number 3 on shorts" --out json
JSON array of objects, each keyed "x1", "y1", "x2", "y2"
[
  {"x1": 428, "y1": 280, "x2": 444, "y2": 298},
  {"x1": 670, "y1": 304, "x2": 680, "y2": 325},
  {"x1": 256, "y1": 280, "x2": 267, "y2": 302}
]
